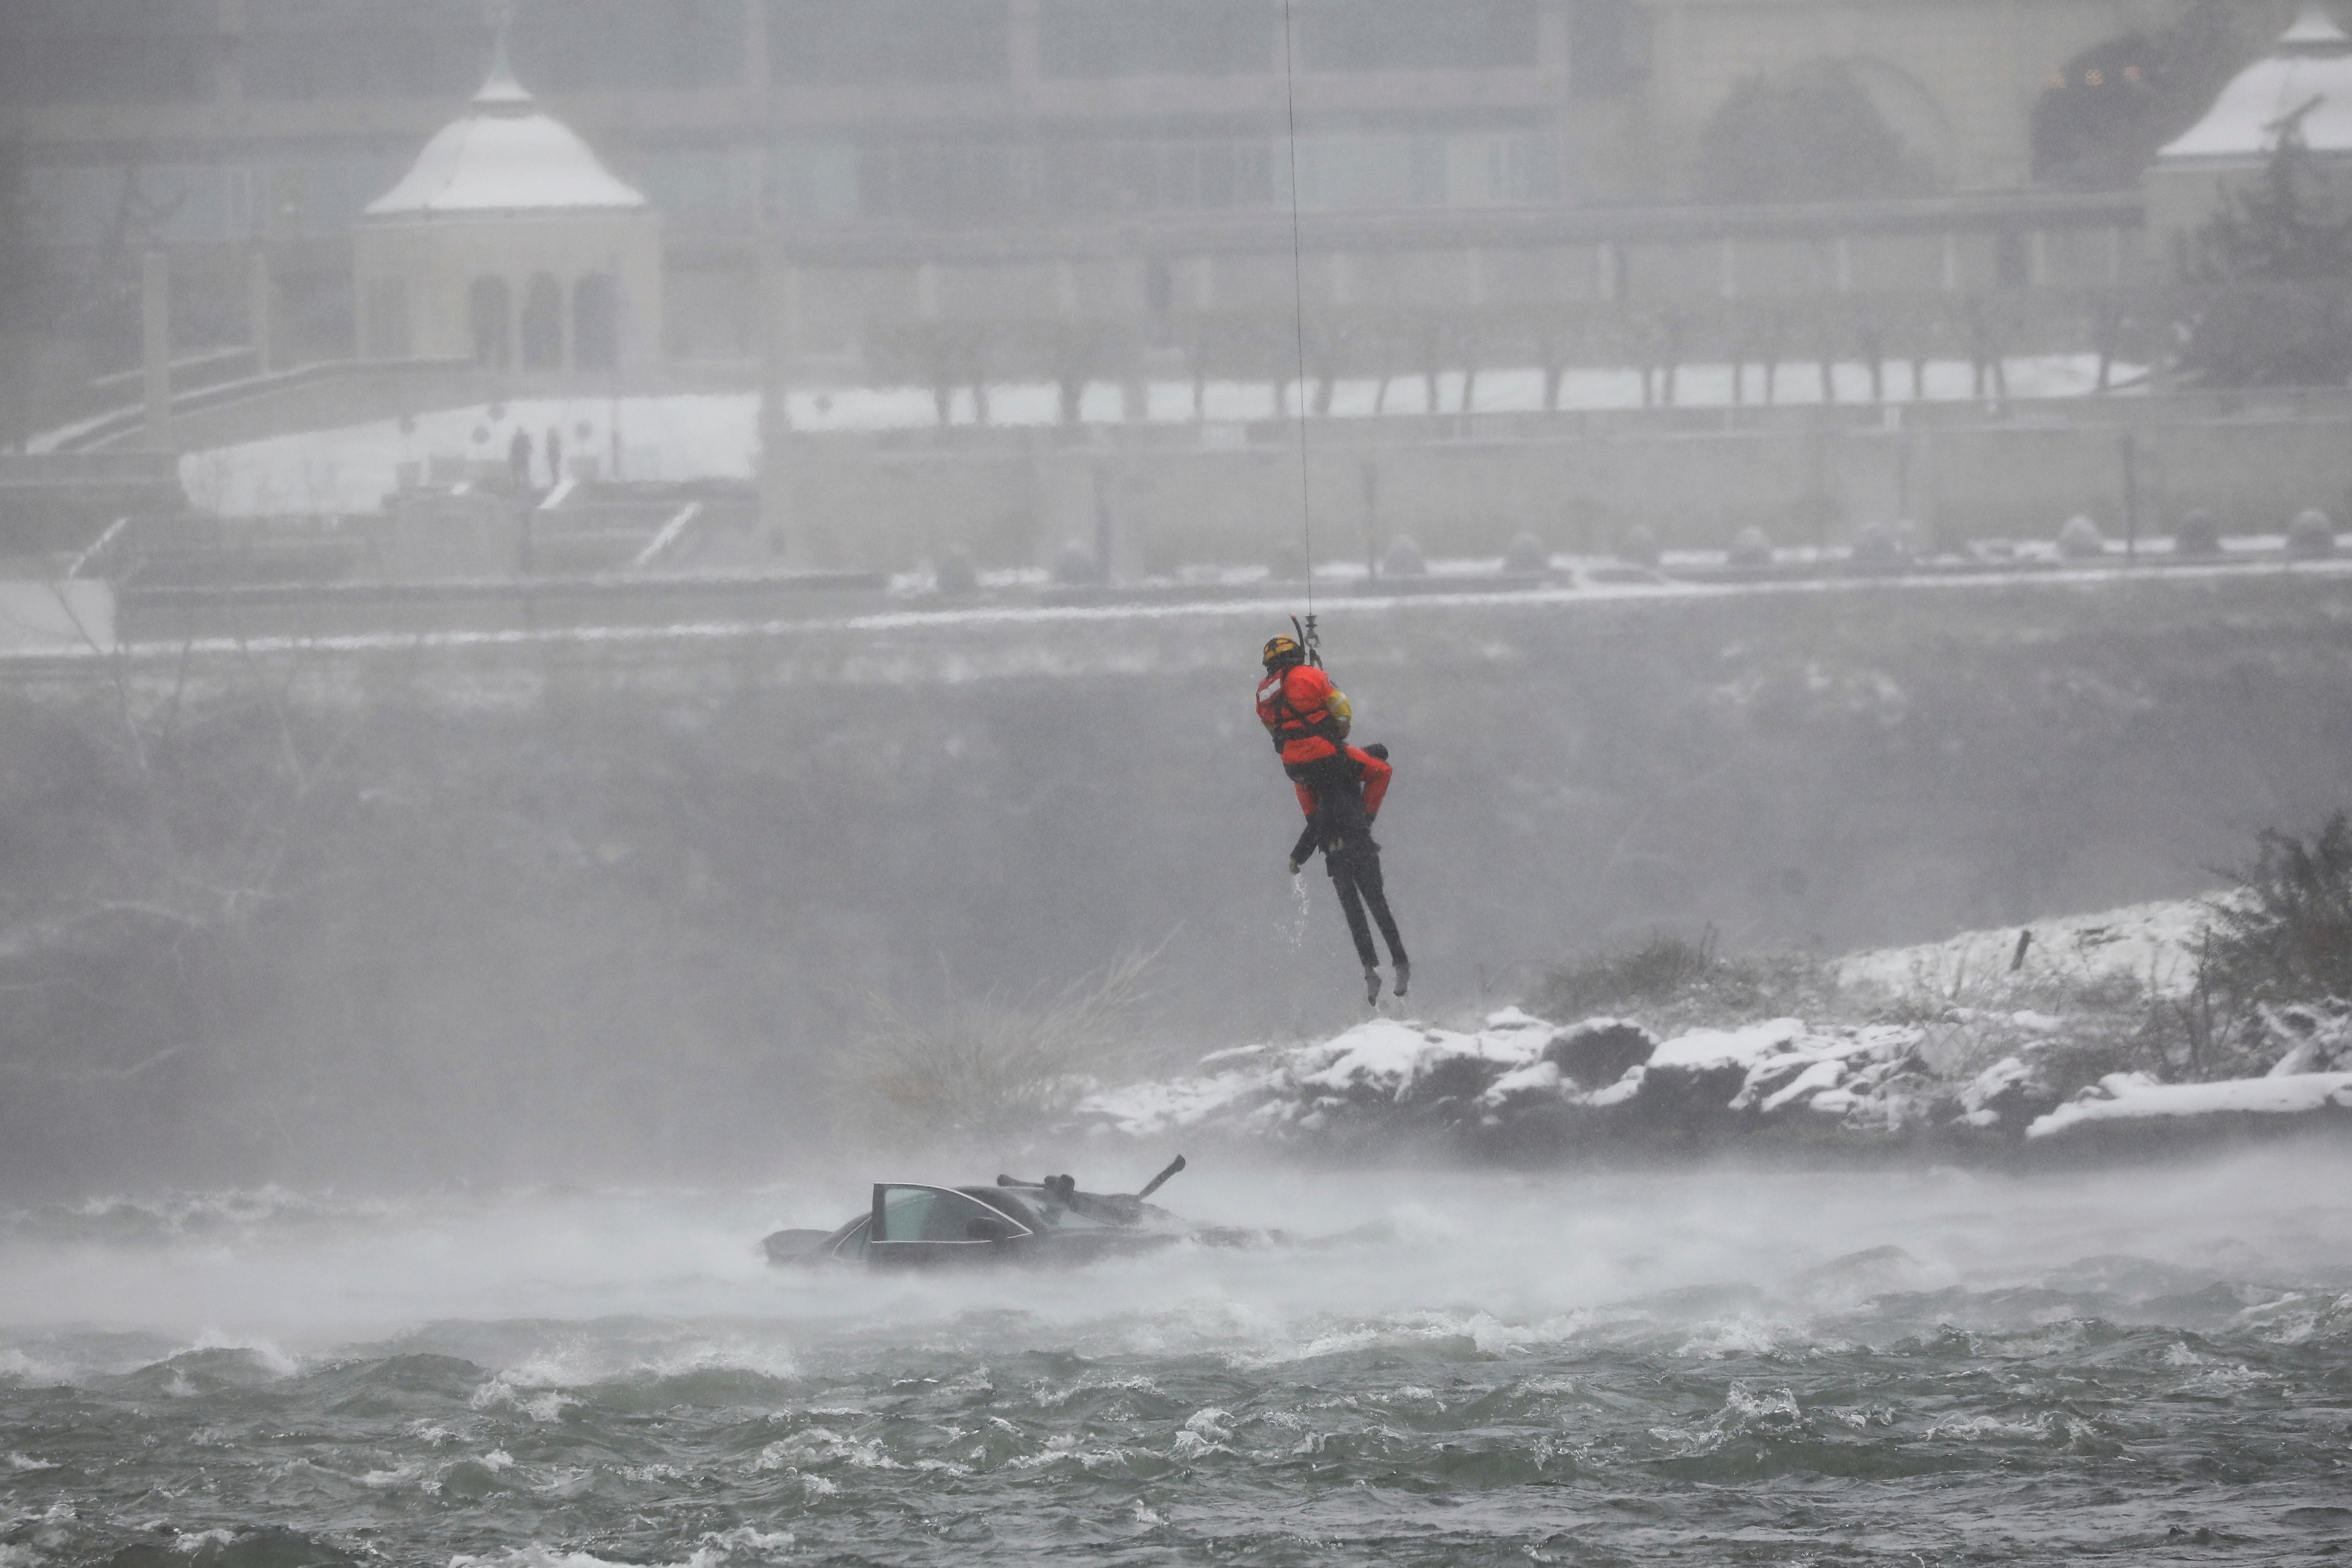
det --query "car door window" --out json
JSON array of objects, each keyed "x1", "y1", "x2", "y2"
[
  {"x1": 877, "y1": 1185, "x2": 1026, "y2": 1242},
  {"x1": 829, "y1": 1216, "x2": 872, "y2": 1261}
]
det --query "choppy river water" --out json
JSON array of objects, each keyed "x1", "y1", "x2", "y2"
[{"x1": 5, "y1": 1150, "x2": 2352, "y2": 1567}]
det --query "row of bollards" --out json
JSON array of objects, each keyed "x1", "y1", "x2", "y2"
[{"x1": 2056, "y1": 507, "x2": 2336, "y2": 560}]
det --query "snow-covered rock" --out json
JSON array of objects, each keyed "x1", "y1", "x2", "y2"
[
  {"x1": 2027, "y1": 1071, "x2": 2352, "y2": 1139},
  {"x1": 2261, "y1": 1001, "x2": 2352, "y2": 1077},
  {"x1": 1958, "y1": 1055, "x2": 2058, "y2": 1128},
  {"x1": 1074, "y1": 895, "x2": 2352, "y2": 1160},
  {"x1": 1076, "y1": 1009, "x2": 1939, "y2": 1150},
  {"x1": 1079, "y1": 1010, "x2": 1582, "y2": 1142}
]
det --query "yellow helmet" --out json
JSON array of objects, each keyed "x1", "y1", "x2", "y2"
[{"x1": 1261, "y1": 634, "x2": 1303, "y2": 668}]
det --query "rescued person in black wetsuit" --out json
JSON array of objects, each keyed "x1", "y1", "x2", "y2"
[{"x1": 1289, "y1": 742, "x2": 1411, "y2": 1007}]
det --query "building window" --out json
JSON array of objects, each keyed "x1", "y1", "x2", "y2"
[
  {"x1": 1568, "y1": 0, "x2": 1645, "y2": 97},
  {"x1": 0, "y1": 0, "x2": 219, "y2": 103},
  {"x1": 1039, "y1": 0, "x2": 1276, "y2": 78},
  {"x1": 1296, "y1": 130, "x2": 1561, "y2": 210},
  {"x1": 768, "y1": 0, "x2": 1009, "y2": 84},
  {"x1": 520, "y1": 273, "x2": 565, "y2": 369},
  {"x1": 0, "y1": 12, "x2": 219, "y2": 105},
  {"x1": 364, "y1": 276, "x2": 410, "y2": 359},
  {"x1": 1996, "y1": 232, "x2": 2031, "y2": 289},
  {"x1": 574, "y1": 274, "x2": 620, "y2": 370},
  {"x1": 512, "y1": 0, "x2": 742, "y2": 91},
  {"x1": 1298, "y1": 0, "x2": 1538, "y2": 72},
  {"x1": 240, "y1": 0, "x2": 489, "y2": 103},
  {"x1": 859, "y1": 139, "x2": 1019, "y2": 224},
  {"x1": 469, "y1": 275, "x2": 512, "y2": 369}
]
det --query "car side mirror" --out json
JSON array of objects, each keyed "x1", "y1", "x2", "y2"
[{"x1": 964, "y1": 1214, "x2": 1016, "y2": 1241}]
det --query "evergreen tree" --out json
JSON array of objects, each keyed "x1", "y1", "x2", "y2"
[
  {"x1": 2182, "y1": 106, "x2": 2352, "y2": 386},
  {"x1": 2195, "y1": 103, "x2": 2352, "y2": 282}
]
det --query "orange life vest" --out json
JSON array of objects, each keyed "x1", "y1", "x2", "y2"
[{"x1": 1256, "y1": 664, "x2": 1349, "y2": 764}]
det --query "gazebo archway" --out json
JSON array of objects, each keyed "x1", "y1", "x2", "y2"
[
  {"x1": 574, "y1": 273, "x2": 620, "y2": 371},
  {"x1": 520, "y1": 272, "x2": 565, "y2": 369},
  {"x1": 468, "y1": 275, "x2": 513, "y2": 369}
]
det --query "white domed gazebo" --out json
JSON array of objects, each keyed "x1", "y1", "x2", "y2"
[
  {"x1": 353, "y1": 42, "x2": 663, "y2": 373},
  {"x1": 2145, "y1": 2, "x2": 2352, "y2": 258}
]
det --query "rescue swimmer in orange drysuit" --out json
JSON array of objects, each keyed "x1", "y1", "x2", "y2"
[{"x1": 1257, "y1": 635, "x2": 1411, "y2": 1006}]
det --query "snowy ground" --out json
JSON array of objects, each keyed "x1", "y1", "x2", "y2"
[
  {"x1": 1832, "y1": 898, "x2": 2215, "y2": 1004},
  {"x1": 1075, "y1": 896, "x2": 2352, "y2": 1152},
  {"x1": 180, "y1": 353, "x2": 2130, "y2": 518}
]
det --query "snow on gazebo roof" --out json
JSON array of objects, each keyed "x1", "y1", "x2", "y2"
[
  {"x1": 2156, "y1": 1, "x2": 2352, "y2": 165},
  {"x1": 363, "y1": 50, "x2": 648, "y2": 219}
]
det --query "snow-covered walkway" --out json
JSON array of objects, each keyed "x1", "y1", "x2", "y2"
[{"x1": 180, "y1": 353, "x2": 2130, "y2": 518}]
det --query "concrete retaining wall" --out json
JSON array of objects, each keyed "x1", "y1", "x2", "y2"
[{"x1": 774, "y1": 401, "x2": 2352, "y2": 569}]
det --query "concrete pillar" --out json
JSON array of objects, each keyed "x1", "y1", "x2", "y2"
[
  {"x1": 1940, "y1": 233, "x2": 1960, "y2": 292},
  {"x1": 1194, "y1": 255, "x2": 1217, "y2": 311},
  {"x1": 1008, "y1": 0, "x2": 1040, "y2": 102},
  {"x1": 743, "y1": 0, "x2": 770, "y2": 93},
  {"x1": 1054, "y1": 258, "x2": 1079, "y2": 318},
  {"x1": 757, "y1": 237, "x2": 794, "y2": 562},
  {"x1": 1464, "y1": 246, "x2": 1486, "y2": 309},
  {"x1": 1834, "y1": 235, "x2": 1854, "y2": 293},
  {"x1": 1998, "y1": 0, "x2": 2027, "y2": 188},
  {"x1": 1597, "y1": 242, "x2": 1619, "y2": 302},
  {"x1": 744, "y1": 0, "x2": 770, "y2": 260},
  {"x1": 1719, "y1": 237, "x2": 1739, "y2": 299},
  {"x1": 1091, "y1": 463, "x2": 1115, "y2": 582},
  {"x1": 245, "y1": 244, "x2": 273, "y2": 374},
  {"x1": 142, "y1": 249, "x2": 172, "y2": 448},
  {"x1": 1536, "y1": 3, "x2": 1569, "y2": 72},
  {"x1": 216, "y1": 0, "x2": 244, "y2": 105}
]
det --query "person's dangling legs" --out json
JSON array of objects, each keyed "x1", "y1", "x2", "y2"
[
  {"x1": 1347, "y1": 847, "x2": 1410, "y2": 996},
  {"x1": 1328, "y1": 851, "x2": 1386, "y2": 1005},
  {"x1": 1330, "y1": 857, "x2": 1380, "y2": 954}
]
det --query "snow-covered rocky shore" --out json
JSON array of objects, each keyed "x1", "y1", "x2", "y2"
[{"x1": 1077, "y1": 900, "x2": 2352, "y2": 1161}]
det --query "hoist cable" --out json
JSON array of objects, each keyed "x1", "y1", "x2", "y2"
[{"x1": 1279, "y1": 0, "x2": 1314, "y2": 629}]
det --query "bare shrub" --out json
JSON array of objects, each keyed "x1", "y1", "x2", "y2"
[
  {"x1": 833, "y1": 947, "x2": 1160, "y2": 1148},
  {"x1": 1527, "y1": 930, "x2": 1827, "y2": 1033}
]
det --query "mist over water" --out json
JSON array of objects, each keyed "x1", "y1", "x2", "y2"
[
  {"x1": 7, "y1": 1150, "x2": 2352, "y2": 1565},
  {"x1": 10, "y1": 573, "x2": 2351, "y2": 1196}
]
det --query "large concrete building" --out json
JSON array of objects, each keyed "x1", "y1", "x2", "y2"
[{"x1": 6, "y1": 0, "x2": 2314, "y2": 377}]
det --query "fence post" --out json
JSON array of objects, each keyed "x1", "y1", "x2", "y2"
[
  {"x1": 142, "y1": 249, "x2": 172, "y2": 448},
  {"x1": 2121, "y1": 428, "x2": 2139, "y2": 563}
]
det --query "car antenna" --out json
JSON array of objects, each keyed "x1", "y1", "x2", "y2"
[{"x1": 1135, "y1": 1154, "x2": 1187, "y2": 1199}]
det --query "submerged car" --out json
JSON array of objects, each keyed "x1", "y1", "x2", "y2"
[{"x1": 760, "y1": 1156, "x2": 1268, "y2": 1269}]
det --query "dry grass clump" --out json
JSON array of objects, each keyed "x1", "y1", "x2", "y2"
[
  {"x1": 1526, "y1": 928, "x2": 1836, "y2": 1036},
  {"x1": 832, "y1": 947, "x2": 1159, "y2": 1148}
]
